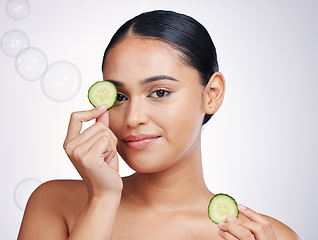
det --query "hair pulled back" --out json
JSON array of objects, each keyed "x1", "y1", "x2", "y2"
[{"x1": 102, "y1": 10, "x2": 219, "y2": 125}]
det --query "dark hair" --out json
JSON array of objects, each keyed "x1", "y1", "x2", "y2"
[{"x1": 102, "y1": 10, "x2": 219, "y2": 125}]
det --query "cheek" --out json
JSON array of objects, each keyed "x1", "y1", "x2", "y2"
[
  {"x1": 154, "y1": 103, "x2": 186, "y2": 129},
  {"x1": 153, "y1": 93, "x2": 204, "y2": 139}
]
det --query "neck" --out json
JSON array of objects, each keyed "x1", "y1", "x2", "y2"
[{"x1": 123, "y1": 137, "x2": 212, "y2": 212}]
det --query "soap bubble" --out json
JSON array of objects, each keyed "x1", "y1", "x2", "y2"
[
  {"x1": 14, "y1": 178, "x2": 42, "y2": 211},
  {"x1": 1, "y1": 30, "x2": 29, "y2": 57},
  {"x1": 6, "y1": 0, "x2": 30, "y2": 20},
  {"x1": 41, "y1": 61, "x2": 81, "y2": 101},
  {"x1": 15, "y1": 47, "x2": 48, "y2": 81}
]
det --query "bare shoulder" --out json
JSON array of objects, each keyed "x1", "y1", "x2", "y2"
[
  {"x1": 262, "y1": 214, "x2": 301, "y2": 240},
  {"x1": 27, "y1": 179, "x2": 87, "y2": 213},
  {"x1": 18, "y1": 179, "x2": 87, "y2": 240}
]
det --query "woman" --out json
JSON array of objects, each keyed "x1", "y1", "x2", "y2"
[{"x1": 18, "y1": 10, "x2": 300, "y2": 239}]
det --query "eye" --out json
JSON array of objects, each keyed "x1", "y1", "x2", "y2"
[
  {"x1": 149, "y1": 89, "x2": 170, "y2": 98},
  {"x1": 116, "y1": 93, "x2": 127, "y2": 102}
]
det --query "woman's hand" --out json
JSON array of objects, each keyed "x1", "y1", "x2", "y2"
[
  {"x1": 218, "y1": 204, "x2": 278, "y2": 240},
  {"x1": 63, "y1": 105, "x2": 123, "y2": 199}
]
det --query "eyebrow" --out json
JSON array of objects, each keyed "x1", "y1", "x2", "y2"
[
  {"x1": 142, "y1": 75, "x2": 178, "y2": 85},
  {"x1": 106, "y1": 75, "x2": 179, "y2": 87}
]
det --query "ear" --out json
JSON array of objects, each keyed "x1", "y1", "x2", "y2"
[{"x1": 202, "y1": 72, "x2": 225, "y2": 115}]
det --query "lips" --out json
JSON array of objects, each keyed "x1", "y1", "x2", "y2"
[{"x1": 122, "y1": 134, "x2": 160, "y2": 150}]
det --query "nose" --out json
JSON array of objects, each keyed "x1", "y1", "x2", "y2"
[{"x1": 125, "y1": 97, "x2": 149, "y2": 128}]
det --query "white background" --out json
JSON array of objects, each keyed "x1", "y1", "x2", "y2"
[{"x1": 1, "y1": 0, "x2": 317, "y2": 239}]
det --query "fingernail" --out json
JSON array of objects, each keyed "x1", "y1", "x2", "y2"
[
  {"x1": 97, "y1": 104, "x2": 107, "y2": 110},
  {"x1": 238, "y1": 204, "x2": 247, "y2": 210},
  {"x1": 227, "y1": 216, "x2": 236, "y2": 222},
  {"x1": 218, "y1": 222, "x2": 225, "y2": 227},
  {"x1": 218, "y1": 230, "x2": 224, "y2": 234}
]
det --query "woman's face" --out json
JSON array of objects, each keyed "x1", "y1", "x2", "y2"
[{"x1": 103, "y1": 36, "x2": 206, "y2": 173}]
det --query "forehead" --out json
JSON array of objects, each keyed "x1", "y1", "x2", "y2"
[{"x1": 102, "y1": 36, "x2": 187, "y2": 77}]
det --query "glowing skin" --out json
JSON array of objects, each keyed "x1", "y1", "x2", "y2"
[
  {"x1": 17, "y1": 34, "x2": 300, "y2": 240},
  {"x1": 103, "y1": 36, "x2": 206, "y2": 174}
]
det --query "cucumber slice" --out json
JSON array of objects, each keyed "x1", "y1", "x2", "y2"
[
  {"x1": 208, "y1": 193, "x2": 239, "y2": 224},
  {"x1": 88, "y1": 81, "x2": 117, "y2": 109}
]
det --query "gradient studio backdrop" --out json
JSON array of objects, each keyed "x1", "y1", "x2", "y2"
[{"x1": 1, "y1": 0, "x2": 317, "y2": 239}]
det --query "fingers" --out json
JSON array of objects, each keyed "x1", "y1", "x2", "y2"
[
  {"x1": 71, "y1": 130, "x2": 116, "y2": 162},
  {"x1": 85, "y1": 135, "x2": 116, "y2": 168},
  {"x1": 79, "y1": 129, "x2": 118, "y2": 170},
  {"x1": 68, "y1": 126, "x2": 119, "y2": 178},
  {"x1": 66, "y1": 122, "x2": 117, "y2": 154},
  {"x1": 63, "y1": 105, "x2": 118, "y2": 172},
  {"x1": 65, "y1": 119, "x2": 118, "y2": 173},
  {"x1": 64, "y1": 105, "x2": 108, "y2": 148},
  {"x1": 218, "y1": 229, "x2": 239, "y2": 240},
  {"x1": 238, "y1": 205, "x2": 277, "y2": 239},
  {"x1": 218, "y1": 217, "x2": 255, "y2": 240},
  {"x1": 63, "y1": 106, "x2": 123, "y2": 197},
  {"x1": 218, "y1": 205, "x2": 278, "y2": 240},
  {"x1": 96, "y1": 109, "x2": 109, "y2": 127},
  {"x1": 238, "y1": 204, "x2": 268, "y2": 224},
  {"x1": 73, "y1": 134, "x2": 120, "y2": 193}
]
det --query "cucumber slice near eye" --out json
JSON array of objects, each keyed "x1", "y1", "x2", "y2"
[
  {"x1": 208, "y1": 193, "x2": 239, "y2": 224},
  {"x1": 88, "y1": 81, "x2": 117, "y2": 109}
]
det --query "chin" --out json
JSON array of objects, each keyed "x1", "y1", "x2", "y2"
[
  {"x1": 119, "y1": 150, "x2": 174, "y2": 174},
  {"x1": 127, "y1": 157, "x2": 168, "y2": 174}
]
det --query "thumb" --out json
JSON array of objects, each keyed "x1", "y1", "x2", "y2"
[{"x1": 96, "y1": 105, "x2": 109, "y2": 127}]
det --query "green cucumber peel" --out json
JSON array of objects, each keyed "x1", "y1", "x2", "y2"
[
  {"x1": 208, "y1": 193, "x2": 239, "y2": 224},
  {"x1": 88, "y1": 81, "x2": 117, "y2": 109}
]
